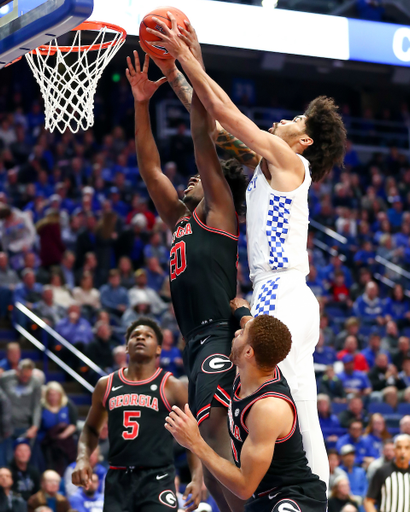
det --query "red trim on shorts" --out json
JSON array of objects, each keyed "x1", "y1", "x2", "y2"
[
  {"x1": 230, "y1": 439, "x2": 239, "y2": 463},
  {"x1": 119, "y1": 367, "x2": 162, "y2": 386},
  {"x1": 214, "y1": 394, "x2": 230, "y2": 408},
  {"x1": 109, "y1": 466, "x2": 127, "y2": 470},
  {"x1": 193, "y1": 210, "x2": 239, "y2": 240},
  {"x1": 160, "y1": 372, "x2": 173, "y2": 412},
  {"x1": 197, "y1": 404, "x2": 211, "y2": 416},
  {"x1": 217, "y1": 385, "x2": 231, "y2": 401},
  {"x1": 197, "y1": 412, "x2": 210, "y2": 426},
  {"x1": 102, "y1": 373, "x2": 114, "y2": 407}
]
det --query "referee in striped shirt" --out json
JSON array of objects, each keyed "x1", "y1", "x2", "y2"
[{"x1": 364, "y1": 434, "x2": 410, "y2": 512}]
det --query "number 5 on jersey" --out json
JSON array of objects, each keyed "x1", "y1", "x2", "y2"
[
  {"x1": 122, "y1": 411, "x2": 141, "y2": 440},
  {"x1": 170, "y1": 241, "x2": 187, "y2": 281}
]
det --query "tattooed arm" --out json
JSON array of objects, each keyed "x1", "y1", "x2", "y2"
[{"x1": 150, "y1": 26, "x2": 261, "y2": 171}]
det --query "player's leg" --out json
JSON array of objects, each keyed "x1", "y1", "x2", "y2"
[
  {"x1": 199, "y1": 407, "x2": 245, "y2": 512},
  {"x1": 189, "y1": 331, "x2": 244, "y2": 512},
  {"x1": 103, "y1": 469, "x2": 133, "y2": 512},
  {"x1": 276, "y1": 282, "x2": 329, "y2": 489},
  {"x1": 252, "y1": 276, "x2": 329, "y2": 488}
]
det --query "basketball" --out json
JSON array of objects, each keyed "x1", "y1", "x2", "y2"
[{"x1": 139, "y1": 6, "x2": 190, "y2": 60}]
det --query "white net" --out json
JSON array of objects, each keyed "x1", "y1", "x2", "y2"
[{"x1": 25, "y1": 24, "x2": 126, "y2": 134}]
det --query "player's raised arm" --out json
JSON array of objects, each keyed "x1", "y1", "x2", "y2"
[
  {"x1": 72, "y1": 377, "x2": 108, "y2": 489},
  {"x1": 146, "y1": 16, "x2": 303, "y2": 174},
  {"x1": 149, "y1": 25, "x2": 261, "y2": 171},
  {"x1": 166, "y1": 397, "x2": 290, "y2": 500},
  {"x1": 191, "y1": 91, "x2": 237, "y2": 235},
  {"x1": 126, "y1": 51, "x2": 188, "y2": 230}
]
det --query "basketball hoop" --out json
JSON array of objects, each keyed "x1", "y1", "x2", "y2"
[{"x1": 25, "y1": 21, "x2": 127, "y2": 134}]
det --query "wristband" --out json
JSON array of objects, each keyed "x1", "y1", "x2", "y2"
[{"x1": 233, "y1": 306, "x2": 252, "y2": 324}]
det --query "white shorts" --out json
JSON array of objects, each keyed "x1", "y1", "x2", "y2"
[{"x1": 250, "y1": 271, "x2": 319, "y2": 402}]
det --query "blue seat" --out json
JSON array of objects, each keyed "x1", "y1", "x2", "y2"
[
  {"x1": 332, "y1": 402, "x2": 348, "y2": 414},
  {"x1": 397, "y1": 403, "x2": 410, "y2": 415},
  {"x1": 368, "y1": 402, "x2": 394, "y2": 415}
]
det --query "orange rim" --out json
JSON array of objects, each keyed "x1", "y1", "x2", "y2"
[{"x1": 32, "y1": 21, "x2": 127, "y2": 55}]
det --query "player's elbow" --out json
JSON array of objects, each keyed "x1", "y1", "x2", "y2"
[{"x1": 236, "y1": 484, "x2": 256, "y2": 500}]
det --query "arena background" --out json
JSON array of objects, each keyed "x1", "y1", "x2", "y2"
[{"x1": 0, "y1": 0, "x2": 410, "y2": 510}]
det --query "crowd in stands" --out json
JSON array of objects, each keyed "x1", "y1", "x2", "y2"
[{"x1": 0, "y1": 71, "x2": 410, "y2": 511}]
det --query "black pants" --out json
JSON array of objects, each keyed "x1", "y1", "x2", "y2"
[{"x1": 104, "y1": 465, "x2": 177, "y2": 512}]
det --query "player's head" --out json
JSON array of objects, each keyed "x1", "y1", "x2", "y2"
[
  {"x1": 230, "y1": 315, "x2": 292, "y2": 371},
  {"x1": 125, "y1": 317, "x2": 163, "y2": 361},
  {"x1": 269, "y1": 96, "x2": 346, "y2": 182},
  {"x1": 182, "y1": 160, "x2": 247, "y2": 215},
  {"x1": 303, "y1": 96, "x2": 346, "y2": 181}
]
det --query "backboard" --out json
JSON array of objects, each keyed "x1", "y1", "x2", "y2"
[{"x1": 0, "y1": 0, "x2": 93, "y2": 68}]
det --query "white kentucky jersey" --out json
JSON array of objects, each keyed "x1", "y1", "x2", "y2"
[{"x1": 246, "y1": 154, "x2": 311, "y2": 283}]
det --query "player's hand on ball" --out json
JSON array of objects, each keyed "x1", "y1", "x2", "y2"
[
  {"x1": 165, "y1": 404, "x2": 201, "y2": 450},
  {"x1": 146, "y1": 12, "x2": 190, "y2": 60},
  {"x1": 72, "y1": 459, "x2": 93, "y2": 489},
  {"x1": 178, "y1": 22, "x2": 204, "y2": 68},
  {"x1": 126, "y1": 51, "x2": 167, "y2": 103}
]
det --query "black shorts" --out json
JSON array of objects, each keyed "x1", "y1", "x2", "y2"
[
  {"x1": 183, "y1": 321, "x2": 236, "y2": 424},
  {"x1": 104, "y1": 465, "x2": 177, "y2": 512},
  {"x1": 246, "y1": 486, "x2": 327, "y2": 512}
]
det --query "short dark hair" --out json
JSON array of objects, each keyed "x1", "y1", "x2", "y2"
[
  {"x1": 303, "y1": 96, "x2": 347, "y2": 182},
  {"x1": 349, "y1": 419, "x2": 363, "y2": 428},
  {"x1": 247, "y1": 315, "x2": 292, "y2": 370},
  {"x1": 125, "y1": 317, "x2": 163, "y2": 346},
  {"x1": 220, "y1": 159, "x2": 248, "y2": 216},
  {"x1": 327, "y1": 448, "x2": 339, "y2": 456}
]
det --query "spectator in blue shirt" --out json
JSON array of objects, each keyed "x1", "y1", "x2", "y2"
[
  {"x1": 361, "y1": 331, "x2": 390, "y2": 369},
  {"x1": 386, "y1": 284, "x2": 410, "y2": 329},
  {"x1": 13, "y1": 269, "x2": 43, "y2": 309},
  {"x1": 320, "y1": 255, "x2": 353, "y2": 289},
  {"x1": 306, "y1": 265, "x2": 328, "y2": 302},
  {"x1": 100, "y1": 269, "x2": 129, "y2": 318},
  {"x1": 339, "y1": 444, "x2": 368, "y2": 503},
  {"x1": 353, "y1": 241, "x2": 376, "y2": 269},
  {"x1": 0, "y1": 342, "x2": 21, "y2": 373},
  {"x1": 352, "y1": 281, "x2": 388, "y2": 326},
  {"x1": 55, "y1": 304, "x2": 94, "y2": 349},
  {"x1": 317, "y1": 394, "x2": 344, "y2": 445},
  {"x1": 144, "y1": 257, "x2": 166, "y2": 293},
  {"x1": 69, "y1": 473, "x2": 104, "y2": 512},
  {"x1": 314, "y1": 330, "x2": 337, "y2": 375},
  {"x1": 387, "y1": 196, "x2": 403, "y2": 229},
  {"x1": 336, "y1": 420, "x2": 375, "y2": 466},
  {"x1": 363, "y1": 413, "x2": 391, "y2": 459},
  {"x1": 159, "y1": 329, "x2": 184, "y2": 377},
  {"x1": 143, "y1": 232, "x2": 169, "y2": 269},
  {"x1": 337, "y1": 354, "x2": 372, "y2": 398},
  {"x1": 13, "y1": 269, "x2": 43, "y2": 326}
]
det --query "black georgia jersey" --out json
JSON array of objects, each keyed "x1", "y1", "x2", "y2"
[
  {"x1": 169, "y1": 208, "x2": 238, "y2": 338},
  {"x1": 103, "y1": 368, "x2": 174, "y2": 468},
  {"x1": 228, "y1": 368, "x2": 326, "y2": 498}
]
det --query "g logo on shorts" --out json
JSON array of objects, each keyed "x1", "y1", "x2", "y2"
[
  {"x1": 159, "y1": 490, "x2": 177, "y2": 508},
  {"x1": 272, "y1": 499, "x2": 301, "y2": 512},
  {"x1": 201, "y1": 354, "x2": 234, "y2": 374}
]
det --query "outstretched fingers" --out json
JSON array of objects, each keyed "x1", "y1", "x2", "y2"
[{"x1": 142, "y1": 53, "x2": 150, "y2": 74}]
